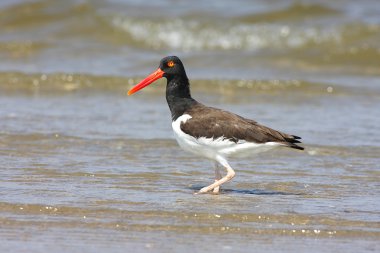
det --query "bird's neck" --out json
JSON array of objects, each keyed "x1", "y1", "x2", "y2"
[{"x1": 165, "y1": 75, "x2": 197, "y2": 121}]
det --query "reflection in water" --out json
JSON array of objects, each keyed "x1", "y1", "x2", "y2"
[{"x1": 189, "y1": 186, "x2": 304, "y2": 196}]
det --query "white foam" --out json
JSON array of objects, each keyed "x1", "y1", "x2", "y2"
[{"x1": 112, "y1": 17, "x2": 342, "y2": 51}]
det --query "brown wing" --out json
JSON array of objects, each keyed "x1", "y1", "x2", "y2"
[{"x1": 181, "y1": 104, "x2": 303, "y2": 150}]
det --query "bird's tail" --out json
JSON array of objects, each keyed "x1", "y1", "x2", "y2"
[{"x1": 284, "y1": 135, "x2": 304, "y2": 150}]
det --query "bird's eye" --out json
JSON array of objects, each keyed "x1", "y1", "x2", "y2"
[{"x1": 167, "y1": 61, "x2": 175, "y2": 67}]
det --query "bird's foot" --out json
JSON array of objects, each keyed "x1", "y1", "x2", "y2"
[
  {"x1": 212, "y1": 185, "x2": 220, "y2": 194},
  {"x1": 194, "y1": 186, "x2": 210, "y2": 194},
  {"x1": 194, "y1": 185, "x2": 220, "y2": 195}
]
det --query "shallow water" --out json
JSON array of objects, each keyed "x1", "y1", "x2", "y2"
[{"x1": 1, "y1": 0, "x2": 380, "y2": 252}]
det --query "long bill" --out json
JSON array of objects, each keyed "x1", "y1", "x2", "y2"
[{"x1": 127, "y1": 68, "x2": 164, "y2": 95}]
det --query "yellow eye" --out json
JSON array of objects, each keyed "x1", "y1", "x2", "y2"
[{"x1": 167, "y1": 61, "x2": 175, "y2": 67}]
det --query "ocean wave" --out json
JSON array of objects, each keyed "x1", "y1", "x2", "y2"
[
  {"x1": 1, "y1": 0, "x2": 379, "y2": 75},
  {"x1": 111, "y1": 17, "x2": 345, "y2": 51},
  {"x1": 2, "y1": 0, "x2": 379, "y2": 54}
]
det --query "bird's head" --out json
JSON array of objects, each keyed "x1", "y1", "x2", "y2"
[{"x1": 128, "y1": 56, "x2": 186, "y2": 95}]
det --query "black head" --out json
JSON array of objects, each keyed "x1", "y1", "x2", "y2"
[
  {"x1": 127, "y1": 56, "x2": 188, "y2": 96},
  {"x1": 127, "y1": 56, "x2": 195, "y2": 120},
  {"x1": 159, "y1": 56, "x2": 187, "y2": 79}
]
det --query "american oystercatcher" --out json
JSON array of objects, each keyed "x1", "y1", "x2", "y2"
[{"x1": 128, "y1": 56, "x2": 303, "y2": 194}]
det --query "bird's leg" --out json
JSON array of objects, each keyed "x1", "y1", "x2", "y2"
[
  {"x1": 197, "y1": 157, "x2": 235, "y2": 194},
  {"x1": 213, "y1": 162, "x2": 222, "y2": 194}
]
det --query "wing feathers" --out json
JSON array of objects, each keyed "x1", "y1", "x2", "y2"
[{"x1": 180, "y1": 104, "x2": 304, "y2": 150}]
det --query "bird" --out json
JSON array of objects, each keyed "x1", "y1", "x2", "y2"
[{"x1": 128, "y1": 56, "x2": 303, "y2": 194}]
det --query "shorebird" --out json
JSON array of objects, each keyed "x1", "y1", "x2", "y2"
[{"x1": 128, "y1": 56, "x2": 303, "y2": 194}]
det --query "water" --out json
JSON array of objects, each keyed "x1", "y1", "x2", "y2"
[{"x1": 0, "y1": 1, "x2": 379, "y2": 252}]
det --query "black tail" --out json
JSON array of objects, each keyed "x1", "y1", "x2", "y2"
[{"x1": 285, "y1": 135, "x2": 304, "y2": 150}]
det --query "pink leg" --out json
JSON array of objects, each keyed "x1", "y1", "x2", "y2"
[
  {"x1": 213, "y1": 163, "x2": 222, "y2": 193},
  {"x1": 196, "y1": 156, "x2": 235, "y2": 194}
]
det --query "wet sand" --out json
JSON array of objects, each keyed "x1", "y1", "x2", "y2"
[{"x1": 1, "y1": 76, "x2": 379, "y2": 252}]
